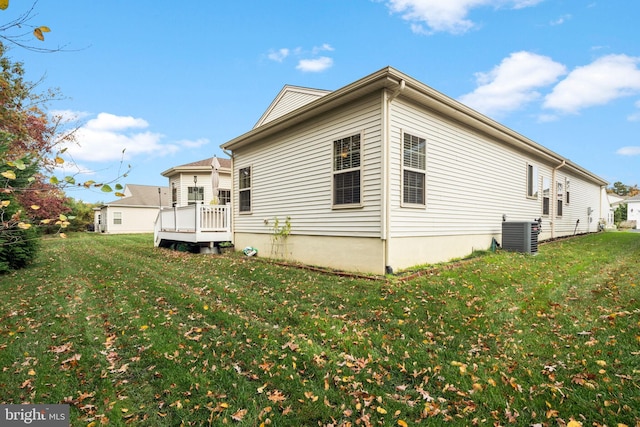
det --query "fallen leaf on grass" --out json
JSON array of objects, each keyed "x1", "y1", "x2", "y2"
[
  {"x1": 231, "y1": 408, "x2": 247, "y2": 421},
  {"x1": 49, "y1": 342, "x2": 73, "y2": 354},
  {"x1": 267, "y1": 390, "x2": 287, "y2": 403},
  {"x1": 60, "y1": 353, "x2": 81, "y2": 369}
]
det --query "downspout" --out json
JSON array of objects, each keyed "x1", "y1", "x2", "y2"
[
  {"x1": 222, "y1": 148, "x2": 235, "y2": 239},
  {"x1": 383, "y1": 79, "x2": 405, "y2": 274},
  {"x1": 551, "y1": 160, "x2": 566, "y2": 239}
]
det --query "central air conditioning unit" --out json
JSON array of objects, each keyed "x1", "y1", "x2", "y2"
[{"x1": 501, "y1": 221, "x2": 540, "y2": 254}]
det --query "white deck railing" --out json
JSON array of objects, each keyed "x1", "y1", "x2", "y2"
[{"x1": 156, "y1": 204, "x2": 231, "y2": 233}]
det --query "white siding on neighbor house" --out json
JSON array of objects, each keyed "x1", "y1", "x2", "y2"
[
  {"x1": 627, "y1": 199, "x2": 640, "y2": 224},
  {"x1": 99, "y1": 206, "x2": 160, "y2": 234},
  {"x1": 387, "y1": 98, "x2": 603, "y2": 240},
  {"x1": 232, "y1": 93, "x2": 384, "y2": 238}
]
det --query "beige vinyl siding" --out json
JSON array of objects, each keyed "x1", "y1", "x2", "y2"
[
  {"x1": 388, "y1": 98, "x2": 574, "y2": 237},
  {"x1": 174, "y1": 173, "x2": 231, "y2": 206},
  {"x1": 232, "y1": 93, "x2": 384, "y2": 237},
  {"x1": 550, "y1": 173, "x2": 601, "y2": 236},
  {"x1": 259, "y1": 91, "x2": 325, "y2": 126},
  {"x1": 101, "y1": 206, "x2": 160, "y2": 234},
  {"x1": 256, "y1": 88, "x2": 330, "y2": 128}
]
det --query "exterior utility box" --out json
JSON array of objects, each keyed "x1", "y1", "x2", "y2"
[{"x1": 501, "y1": 221, "x2": 540, "y2": 254}]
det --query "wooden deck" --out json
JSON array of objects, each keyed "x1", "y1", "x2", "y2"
[{"x1": 154, "y1": 204, "x2": 232, "y2": 250}]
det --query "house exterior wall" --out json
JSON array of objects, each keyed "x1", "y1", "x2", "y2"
[
  {"x1": 233, "y1": 233, "x2": 385, "y2": 274},
  {"x1": 224, "y1": 69, "x2": 606, "y2": 274},
  {"x1": 98, "y1": 206, "x2": 160, "y2": 234},
  {"x1": 259, "y1": 90, "x2": 327, "y2": 126},
  {"x1": 628, "y1": 199, "x2": 640, "y2": 224},
  {"x1": 231, "y1": 93, "x2": 384, "y2": 239},
  {"x1": 381, "y1": 98, "x2": 603, "y2": 269},
  {"x1": 170, "y1": 172, "x2": 231, "y2": 207}
]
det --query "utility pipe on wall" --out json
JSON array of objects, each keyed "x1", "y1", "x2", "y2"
[
  {"x1": 383, "y1": 79, "x2": 406, "y2": 274},
  {"x1": 551, "y1": 160, "x2": 566, "y2": 239}
]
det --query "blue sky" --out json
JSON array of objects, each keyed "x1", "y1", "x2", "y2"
[{"x1": 3, "y1": 0, "x2": 639, "y2": 203}]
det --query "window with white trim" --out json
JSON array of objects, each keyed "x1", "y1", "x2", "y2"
[
  {"x1": 542, "y1": 177, "x2": 551, "y2": 216},
  {"x1": 556, "y1": 180, "x2": 564, "y2": 217},
  {"x1": 565, "y1": 180, "x2": 570, "y2": 205},
  {"x1": 188, "y1": 186, "x2": 204, "y2": 205},
  {"x1": 403, "y1": 133, "x2": 426, "y2": 205},
  {"x1": 113, "y1": 212, "x2": 122, "y2": 225},
  {"x1": 239, "y1": 167, "x2": 251, "y2": 212},
  {"x1": 333, "y1": 134, "x2": 361, "y2": 206},
  {"x1": 526, "y1": 163, "x2": 539, "y2": 199},
  {"x1": 218, "y1": 190, "x2": 231, "y2": 205}
]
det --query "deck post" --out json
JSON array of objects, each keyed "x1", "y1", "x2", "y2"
[
  {"x1": 195, "y1": 203, "x2": 201, "y2": 233},
  {"x1": 174, "y1": 206, "x2": 178, "y2": 231}
]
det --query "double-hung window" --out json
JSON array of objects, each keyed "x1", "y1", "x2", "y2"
[
  {"x1": 542, "y1": 177, "x2": 551, "y2": 216},
  {"x1": 218, "y1": 189, "x2": 231, "y2": 205},
  {"x1": 113, "y1": 212, "x2": 122, "y2": 225},
  {"x1": 526, "y1": 163, "x2": 539, "y2": 199},
  {"x1": 556, "y1": 180, "x2": 564, "y2": 217},
  {"x1": 403, "y1": 133, "x2": 426, "y2": 205},
  {"x1": 188, "y1": 186, "x2": 204, "y2": 205},
  {"x1": 333, "y1": 134, "x2": 361, "y2": 206},
  {"x1": 239, "y1": 167, "x2": 252, "y2": 212}
]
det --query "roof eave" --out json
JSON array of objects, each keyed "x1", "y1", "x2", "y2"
[
  {"x1": 222, "y1": 67, "x2": 400, "y2": 151},
  {"x1": 221, "y1": 66, "x2": 607, "y2": 186},
  {"x1": 161, "y1": 166, "x2": 232, "y2": 177}
]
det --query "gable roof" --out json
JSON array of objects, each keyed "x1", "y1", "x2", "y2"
[
  {"x1": 222, "y1": 66, "x2": 607, "y2": 187},
  {"x1": 254, "y1": 85, "x2": 331, "y2": 128},
  {"x1": 103, "y1": 184, "x2": 171, "y2": 208},
  {"x1": 626, "y1": 194, "x2": 640, "y2": 202},
  {"x1": 161, "y1": 156, "x2": 231, "y2": 177}
]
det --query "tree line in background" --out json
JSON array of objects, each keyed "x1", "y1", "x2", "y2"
[{"x1": 1, "y1": 2, "x2": 126, "y2": 273}]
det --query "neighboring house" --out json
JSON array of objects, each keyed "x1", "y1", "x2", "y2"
[
  {"x1": 602, "y1": 193, "x2": 624, "y2": 228},
  {"x1": 626, "y1": 194, "x2": 640, "y2": 227},
  {"x1": 220, "y1": 66, "x2": 608, "y2": 274},
  {"x1": 95, "y1": 184, "x2": 171, "y2": 234},
  {"x1": 160, "y1": 157, "x2": 232, "y2": 207}
]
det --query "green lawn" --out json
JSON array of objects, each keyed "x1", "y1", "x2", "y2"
[{"x1": 1, "y1": 232, "x2": 639, "y2": 426}]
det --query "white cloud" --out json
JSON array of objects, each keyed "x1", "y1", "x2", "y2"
[
  {"x1": 55, "y1": 111, "x2": 202, "y2": 163},
  {"x1": 384, "y1": 0, "x2": 544, "y2": 35},
  {"x1": 296, "y1": 57, "x2": 334, "y2": 73},
  {"x1": 85, "y1": 112, "x2": 148, "y2": 131},
  {"x1": 550, "y1": 14, "x2": 571, "y2": 25},
  {"x1": 267, "y1": 48, "x2": 290, "y2": 62},
  {"x1": 543, "y1": 54, "x2": 640, "y2": 113},
  {"x1": 267, "y1": 44, "x2": 335, "y2": 72},
  {"x1": 458, "y1": 51, "x2": 566, "y2": 116},
  {"x1": 616, "y1": 146, "x2": 640, "y2": 156},
  {"x1": 312, "y1": 43, "x2": 334, "y2": 54}
]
